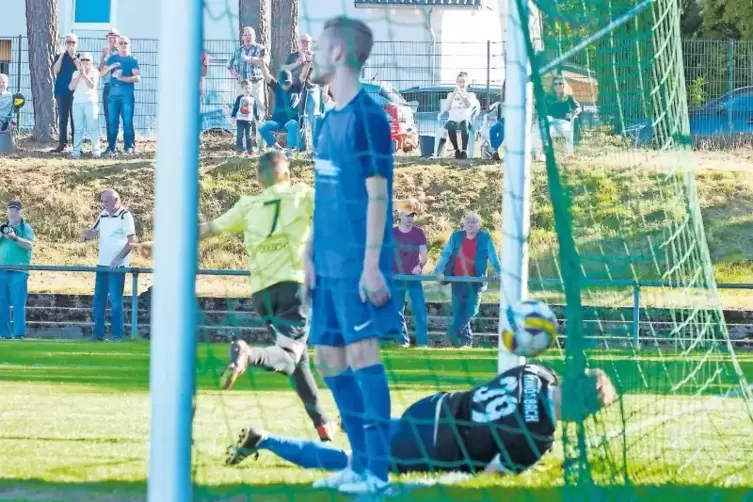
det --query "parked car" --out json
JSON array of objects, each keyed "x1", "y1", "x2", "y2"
[
  {"x1": 688, "y1": 86, "x2": 753, "y2": 143},
  {"x1": 631, "y1": 86, "x2": 753, "y2": 147},
  {"x1": 362, "y1": 81, "x2": 419, "y2": 153}
]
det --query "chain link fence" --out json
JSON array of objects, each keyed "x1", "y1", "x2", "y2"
[
  {"x1": 1, "y1": 35, "x2": 752, "y2": 137},
  {"x1": 0, "y1": 35, "x2": 506, "y2": 136}
]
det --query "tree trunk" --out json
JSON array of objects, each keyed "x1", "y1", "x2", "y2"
[
  {"x1": 25, "y1": 0, "x2": 57, "y2": 143},
  {"x1": 271, "y1": 0, "x2": 298, "y2": 72},
  {"x1": 238, "y1": 0, "x2": 269, "y2": 46},
  {"x1": 257, "y1": 0, "x2": 270, "y2": 55},
  {"x1": 238, "y1": 0, "x2": 260, "y2": 35}
]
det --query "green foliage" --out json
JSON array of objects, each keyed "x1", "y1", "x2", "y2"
[{"x1": 688, "y1": 76, "x2": 707, "y2": 107}]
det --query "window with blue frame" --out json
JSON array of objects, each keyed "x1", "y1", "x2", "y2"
[{"x1": 74, "y1": 0, "x2": 112, "y2": 24}]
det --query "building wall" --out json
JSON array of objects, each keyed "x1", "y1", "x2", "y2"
[
  {"x1": 437, "y1": 2, "x2": 506, "y2": 87},
  {"x1": 0, "y1": 0, "x2": 27, "y2": 37}
]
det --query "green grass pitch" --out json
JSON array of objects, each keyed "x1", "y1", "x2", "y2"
[{"x1": 1, "y1": 341, "x2": 752, "y2": 501}]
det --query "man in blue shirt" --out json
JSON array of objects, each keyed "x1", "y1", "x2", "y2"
[
  {"x1": 98, "y1": 29, "x2": 120, "y2": 148},
  {"x1": 303, "y1": 16, "x2": 399, "y2": 496},
  {"x1": 101, "y1": 36, "x2": 140, "y2": 155},
  {"x1": 52, "y1": 33, "x2": 79, "y2": 153}
]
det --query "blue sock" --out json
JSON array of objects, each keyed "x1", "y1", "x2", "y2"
[
  {"x1": 324, "y1": 368, "x2": 367, "y2": 474},
  {"x1": 354, "y1": 364, "x2": 392, "y2": 482},
  {"x1": 259, "y1": 435, "x2": 349, "y2": 471}
]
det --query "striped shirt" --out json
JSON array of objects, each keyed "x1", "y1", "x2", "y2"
[
  {"x1": 227, "y1": 44, "x2": 266, "y2": 82},
  {"x1": 92, "y1": 207, "x2": 136, "y2": 266}
]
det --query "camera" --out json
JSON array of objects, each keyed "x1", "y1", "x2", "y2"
[{"x1": 0, "y1": 224, "x2": 10, "y2": 235}]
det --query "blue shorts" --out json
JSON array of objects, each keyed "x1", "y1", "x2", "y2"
[
  {"x1": 389, "y1": 393, "x2": 443, "y2": 474},
  {"x1": 309, "y1": 276, "x2": 401, "y2": 346}
]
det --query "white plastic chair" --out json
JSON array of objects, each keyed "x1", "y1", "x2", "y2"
[
  {"x1": 476, "y1": 111, "x2": 496, "y2": 159},
  {"x1": 433, "y1": 96, "x2": 481, "y2": 158},
  {"x1": 534, "y1": 115, "x2": 575, "y2": 157}
]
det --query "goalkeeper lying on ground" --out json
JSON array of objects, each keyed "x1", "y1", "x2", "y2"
[{"x1": 225, "y1": 363, "x2": 616, "y2": 475}]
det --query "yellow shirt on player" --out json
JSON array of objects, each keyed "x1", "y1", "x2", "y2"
[{"x1": 212, "y1": 182, "x2": 313, "y2": 295}]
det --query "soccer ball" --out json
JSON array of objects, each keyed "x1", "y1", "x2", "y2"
[{"x1": 501, "y1": 299, "x2": 558, "y2": 357}]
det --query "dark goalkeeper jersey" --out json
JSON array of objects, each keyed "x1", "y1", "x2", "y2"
[{"x1": 431, "y1": 363, "x2": 558, "y2": 473}]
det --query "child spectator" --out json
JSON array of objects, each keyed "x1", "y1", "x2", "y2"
[
  {"x1": 231, "y1": 80, "x2": 257, "y2": 154},
  {"x1": 69, "y1": 53, "x2": 102, "y2": 158}
]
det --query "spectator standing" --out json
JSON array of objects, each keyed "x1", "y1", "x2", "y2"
[
  {"x1": 228, "y1": 27, "x2": 268, "y2": 119},
  {"x1": 434, "y1": 211, "x2": 501, "y2": 347},
  {"x1": 281, "y1": 33, "x2": 314, "y2": 92},
  {"x1": 99, "y1": 29, "x2": 120, "y2": 146},
  {"x1": 437, "y1": 72, "x2": 476, "y2": 159},
  {"x1": 231, "y1": 80, "x2": 258, "y2": 154},
  {"x1": 282, "y1": 33, "x2": 321, "y2": 149},
  {"x1": 392, "y1": 209, "x2": 428, "y2": 347},
  {"x1": 52, "y1": 33, "x2": 79, "y2": 153},
  {"x1": 0, "y1": 199, "x2": 35, "y2": 340},
  {"x1": 488, "y1": 85, "x2": 505, "y2": 161},
  {"x1": 80, "y1": 189, "x2": 136, "y2": 341},
  {"x1": 0, "y1": 74, "x2": 11, "y2": 132},
  {"x1": 258, "y1": 65, "x2": 299, "y2": 152},
  {"x1": 69, "y1": 53, "x2": 101, "y2": 158},
  {"x1": 102, "y1": 36, "x2": 141, "y2": 156}
]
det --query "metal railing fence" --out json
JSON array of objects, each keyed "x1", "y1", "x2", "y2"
[{"x1": 4, "y1": 264, "x2": 752, "y2": 348}]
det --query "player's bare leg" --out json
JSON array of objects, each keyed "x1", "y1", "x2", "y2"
[{"x1": 222, "y1": 339, "x2": 337, "y2": 441}]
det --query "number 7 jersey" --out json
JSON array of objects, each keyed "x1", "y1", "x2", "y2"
[
  {"x1": 211, "y1": 182, "x2": 314, "y2": 295},
  {"x1": 432, "y1": 363, "x2": 559, "y2": 474}
]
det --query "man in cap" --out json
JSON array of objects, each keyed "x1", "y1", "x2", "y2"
[
  {"x1": 392, "y1": 208, "x2": 428, "y2": 347},
  {"x1": 0, "y1": 199, "x2": 35, "y2": 340}
]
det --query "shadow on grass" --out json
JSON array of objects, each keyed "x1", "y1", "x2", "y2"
[
  {"x1": 2, "y1": 341, "x2": 752, "y2": 395},
  {"x1": 0, "y1": 341, "x2": 501, "y2": 393},
  {"x1": 0, "y1": 479, "x2": 751, "y2": 502}
]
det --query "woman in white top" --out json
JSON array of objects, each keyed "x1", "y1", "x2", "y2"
[
  {"x1": 438, "y1": 71, "x2": 475, "y2": 159},
  {"x1": 69, "y1": 52, "x2": 101, "y2": 158}
]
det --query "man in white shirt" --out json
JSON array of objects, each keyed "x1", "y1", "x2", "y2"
[{"x1": 80, "y1": 189, "x2": 136, "y2": 341}]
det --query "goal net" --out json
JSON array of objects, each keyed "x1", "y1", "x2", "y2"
[
  {"x1": 520, "y1": 0, "x2": 753, "y2": 492},
  {"x1": 166, "y1": 0, "x2": 753, "y2": 499}
]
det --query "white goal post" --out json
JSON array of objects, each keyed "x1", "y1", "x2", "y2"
[
  {"x1": 147, "y1": 0, "x2": 203, "y2": 499},
  {"x1": 499, "y1": 0, "x2": 536, "y2": 373}
]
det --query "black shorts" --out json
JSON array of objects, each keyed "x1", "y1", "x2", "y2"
[{"x1": 251, "y1": 281, "x2": 307, "y2": 342}]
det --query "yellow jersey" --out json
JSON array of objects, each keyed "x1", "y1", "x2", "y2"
[{"x1": 212, "y1": 182, "x2": 313, "y2": 294}]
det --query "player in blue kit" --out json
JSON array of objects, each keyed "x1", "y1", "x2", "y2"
[{"x1": 303, "y1": 16, "x2": 400, "y2": 495}]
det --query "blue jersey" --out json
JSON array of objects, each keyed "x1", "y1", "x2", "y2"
[
  {"x1": 106, "y1": 54, "x2": 140, "y2": 95},
  {"x1": 313, "y1": 89, "x2": 394, "y2": 279}
]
